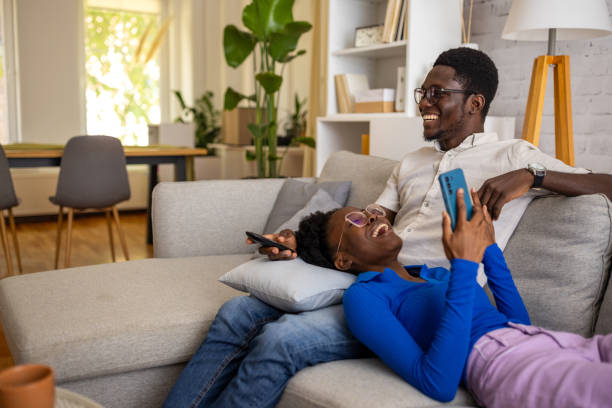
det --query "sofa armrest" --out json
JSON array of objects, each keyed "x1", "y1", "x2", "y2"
[
  {"x1": 596, "y1": 277, "x2": 612, "y2": 334},
  {"x1": 504, "y1": 193, "x2": 612, "y2": 336},
  {"x1": 152, "y1": 179, "x2": 287, "y2": 258}
]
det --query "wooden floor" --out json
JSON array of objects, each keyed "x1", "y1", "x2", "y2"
[{"x1": 0, "y1": 211, "x2": 152, "y2": 371}]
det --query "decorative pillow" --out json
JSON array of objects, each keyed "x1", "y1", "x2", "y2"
[
  {"x1": 275, "y1": 189, "x2": 343, "y2": 233},
  {"x1": 263, "y1": 179, "x2": 351, "y2": 234},
  {"x1": 219, "y1": 257, "x2": 356, "y2": 313}
]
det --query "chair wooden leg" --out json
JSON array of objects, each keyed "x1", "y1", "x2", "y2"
[
  {"x1": 0, "y1": 210, "x2": 13, "y2": 277},
  {"x1": 105, "y1": 210, "x2": 116, "y2": 262},
  {"x1": 7, "y1": 209, "x2": 22, "y2": 274},
  {"x1": 111, "y1": 207, "x2": 129, "y2": 261},
  {"x1": 54, "y1": 206, "x2": 64, "y2": 269},
  {"x1": 64, "y1": 208, "x2": 74, "y2": 268}
]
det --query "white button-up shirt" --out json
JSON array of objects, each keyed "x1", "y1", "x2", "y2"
[{"x1": 376, "y1": 132, "x2": 589, "y2": 284}]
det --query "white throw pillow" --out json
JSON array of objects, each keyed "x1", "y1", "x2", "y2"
[{"x1": 219, "y1": 257, "x2": 356, "y2": 313}]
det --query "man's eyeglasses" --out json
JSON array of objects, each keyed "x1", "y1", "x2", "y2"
[
  {"x1": 335, "y1": 204, "x2": 386, "y2": 259},
  {"x1": 414, "y1": 86, "x2": 475, "y2": 105}
]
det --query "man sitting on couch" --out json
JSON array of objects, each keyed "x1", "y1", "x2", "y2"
[{"x1": 163, "y1": 48, "x2": 612, "y2": 408}]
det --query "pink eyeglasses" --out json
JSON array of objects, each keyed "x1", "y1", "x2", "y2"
[{"x1": 335, "y1": 204, "x2": 386, "y2": 259}]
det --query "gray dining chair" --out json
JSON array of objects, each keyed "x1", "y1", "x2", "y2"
[
  {"x1": 0, "y1": 144, "x2": 22, "y2": 276},
  {"x1": 50, "y1": 135, "x2": 131, "y2": 268}
]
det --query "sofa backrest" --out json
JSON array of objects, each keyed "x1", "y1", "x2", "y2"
[
  {"x1": 153, "y1": 178, "x2": 289, "y2": 257},
  {"x1": 319, "y1": 151, "x2": 398, "y2": 208}
]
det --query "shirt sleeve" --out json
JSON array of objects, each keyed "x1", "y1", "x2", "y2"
[
  {"x1": 375, "y1": 162, "x2": 401, "y2": 213},
  {"x1": 482, "y1": 244, "x2": 530, "y2": 324},
  {"x1": 510, "y1": 140, "x2": 590, "y2": 175},
  {"x1": 343, "y1": 260, "x2": 478, "y2": 402}
]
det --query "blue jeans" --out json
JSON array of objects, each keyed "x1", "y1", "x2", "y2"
[{"x1": 163, "y1": 296, "x2": 369, "y2": 408}]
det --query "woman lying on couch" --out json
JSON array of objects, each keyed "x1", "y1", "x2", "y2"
[{"x1": 296, "y1": 188, "x2": 612, "y2": 408}]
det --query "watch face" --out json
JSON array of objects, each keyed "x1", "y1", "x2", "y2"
[{"x1": 529, "y1": 162, "x2": 546, "y2": 172}]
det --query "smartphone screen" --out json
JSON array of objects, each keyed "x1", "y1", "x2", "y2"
[{"x1": 439, "y1": 168, "x2": 472, "y2": 230}]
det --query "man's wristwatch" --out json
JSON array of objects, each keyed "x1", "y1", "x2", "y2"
[{"x1": 527, "y1": 162, "x2": 546, "y2": 188}]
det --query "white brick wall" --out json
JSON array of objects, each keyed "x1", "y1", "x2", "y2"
[{"x1": 468, "y1": 0, "x2": 612, "y2": 173}]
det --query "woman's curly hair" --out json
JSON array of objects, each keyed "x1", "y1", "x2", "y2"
[{"x1": 295, "y1": 209, "x2": 338, "y2": 269}]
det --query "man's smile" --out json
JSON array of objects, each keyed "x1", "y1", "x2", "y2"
[{"x1": 422, "y1": 113, "x2": 439, "y2": 122}]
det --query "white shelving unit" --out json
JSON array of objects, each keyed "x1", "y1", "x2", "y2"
[{"x1": 316, "y1": 0, "x2": 514, "y2": 174}]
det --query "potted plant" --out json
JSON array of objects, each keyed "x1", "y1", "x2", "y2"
[
  {"x1": 174, "y1": 90, "x2": 221, "y2": 152},
  {"x1": 279, "y1": 93, "x2": 308, "y2": 146},
  {"x1": 222, "y1": 0, "x2": 312, "y2": 178}
]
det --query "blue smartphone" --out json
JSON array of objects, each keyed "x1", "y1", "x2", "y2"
[{"x1": 439, "y1": 168, "x2": 472, "y2": 230}]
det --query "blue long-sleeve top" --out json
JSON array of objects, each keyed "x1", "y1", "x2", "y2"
[{"x1": 343, "y1": 244, "x2": 530, "y2": 402}]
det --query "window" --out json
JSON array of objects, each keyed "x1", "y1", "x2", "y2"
[
  {"x1": 84, "y1": 1, "x2": 162, "y2": 145},
  {"x1": 0, "y1": 0, "x2": 18, "y2": 144},
  {"x1": 0, "y1": 10, "x2": 8, "y2": 144}
]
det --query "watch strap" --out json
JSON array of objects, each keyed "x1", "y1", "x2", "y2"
[{"x1": 532, "y1": 171, "x2": 544, "y2": 188}]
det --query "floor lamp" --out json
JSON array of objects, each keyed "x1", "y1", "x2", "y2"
[{"x1": 502, "y1": 0, "x2": 612, "y2": 166}]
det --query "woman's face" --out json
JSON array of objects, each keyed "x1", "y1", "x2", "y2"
[{"x1": 327, "y1": 207, "x2": 403, "y2": 270}]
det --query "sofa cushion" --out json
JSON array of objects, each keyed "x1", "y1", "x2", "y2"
[
  {"x1": 278, "y1": 359, "x2": 476, "y2": 408},
  {"x1": 318, "y1": 151, "x2": 397, "y2": 208},
  {"x1": 0, "y1": 255, "x2": 252, "y2": 382},
  {"x1": 274, "y1": 189, "x2": 343, "y2": 233},
  {"x1": 264, "y1": 179, "x2": 351, "y2": 234},
  {"x1": 504, "y1": 194, "x2": 612, "y2": 336}
]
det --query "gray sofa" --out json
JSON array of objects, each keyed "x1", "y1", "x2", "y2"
[{"x1": 0, "y1": 151, "x2": 610, "y2": 408}]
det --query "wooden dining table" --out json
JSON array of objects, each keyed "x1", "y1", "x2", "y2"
[{"x1": 4, "y1": 144, "x2": 208, "y2": 244}]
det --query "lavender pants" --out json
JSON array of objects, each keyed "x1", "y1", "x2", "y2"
[{"x1": 466, "y1": 322, "x2": 612, "y2": 408}]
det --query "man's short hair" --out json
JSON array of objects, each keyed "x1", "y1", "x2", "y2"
[
  {"x1": 434, "y1": 47, "x2": 498, "y2": 117},
  {"x1": 295, "y1": 209, "x2": 337, "y2": 269}
]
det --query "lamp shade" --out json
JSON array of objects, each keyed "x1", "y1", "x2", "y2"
[{"x1": 502, "y1": 0, "x2": 612, "y2": 41}]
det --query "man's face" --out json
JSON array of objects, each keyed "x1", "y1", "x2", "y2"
[{"x1": 418, "y1": 65, "x2": 470, "y2": 147}]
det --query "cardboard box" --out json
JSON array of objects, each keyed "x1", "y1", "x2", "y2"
[
  {"x1": 354, "y1": 88, "x2": 396, "y2": 113},
  {"x1": 222, "y1": 107, "x2": 261, "y2": 145},
  {"x1": 148, "y1": 123, "x2": 195, "y2": 147},
  {"x1": 354, "y1": 101, "x2": 395, "y2": 113}
]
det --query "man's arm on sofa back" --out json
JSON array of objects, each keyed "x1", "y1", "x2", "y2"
[{"x1": 152, "y1": 179, "x2": 287, "y2": 258}]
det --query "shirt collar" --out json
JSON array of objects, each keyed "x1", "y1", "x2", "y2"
[
  {"x1": 433, "y1": 132, "x2": 499, "y2": 153},
  {"x1": 356, "y1": 265, "x2": 428, "y2": 283}
]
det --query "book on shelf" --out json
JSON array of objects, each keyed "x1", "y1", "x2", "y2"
[
  {"x1": 395, "y1": 66, "x2": 406, "y2": 112},
  {"x1": 334, "y1": 73, "x2": 370, "y2": 113},
  {"x1": 382, "y1": 0, "x2": 403, "y2": 43},
  {"x1": 395, "y1": 0, "x2": 407, "y2": 41},
  {"x1": 334, "y1": 74, "x2": 350, "y2": 113}
]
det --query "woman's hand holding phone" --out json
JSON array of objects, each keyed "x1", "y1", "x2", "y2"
[
  {"x1": 442, "y1": 188, "x2": 495, "y2": 264},
  {"x1": 245, "y1": 229, "x2": 298, "y2": 260}
]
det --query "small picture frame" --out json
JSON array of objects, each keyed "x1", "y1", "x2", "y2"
[{"x1": 354, "y1": 24, "x2": 384, "y2": 48}]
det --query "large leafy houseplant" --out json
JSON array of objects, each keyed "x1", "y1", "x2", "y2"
[{"x1": 223, "y1": 0, "x2": 312, "y2": 178}]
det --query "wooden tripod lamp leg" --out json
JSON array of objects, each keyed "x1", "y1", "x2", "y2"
[
  {"x1": 522, "y1": 56, "x2": 551, "y2": 146},
  {"x1": 553, "y1": 55, "x2": 575, "y2": 166}
]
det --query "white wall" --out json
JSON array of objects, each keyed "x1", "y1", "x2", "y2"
[
  {"x1": 469, "y1": 0, "x2": 612, "y2": 173},
  {"x1": 16, "y1": 0, "x2": 86, "y2": 143}
]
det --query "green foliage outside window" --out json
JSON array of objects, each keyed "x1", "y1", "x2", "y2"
[{"x1": 84, "y1": 8, "x2": 161, "y2": 145}]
